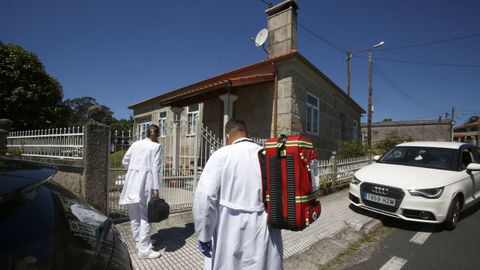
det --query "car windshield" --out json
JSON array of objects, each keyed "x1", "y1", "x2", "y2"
[
  {"x1": 0, "y1": 181, "x2": 111, "y2": 270},
  {"x1": 378, "y1": 146, "x2": 458, "y2": 171}
]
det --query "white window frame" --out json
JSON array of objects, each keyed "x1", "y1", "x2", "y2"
[
  {"x1": 158, "y1": 111, "x2": 168, "y2": 137},
  {"x1": 187, "y1": 104, "x2": 199, "y2": 136},
  {"x1": 353, "y1": 120, "x2": 359, "y2": 140},
  {"x1": 306, "y1": 92, "x2": 320, "y2": 135},
  {"x1": 136, "y1": 117, "x2": 151, "y2": 140}
]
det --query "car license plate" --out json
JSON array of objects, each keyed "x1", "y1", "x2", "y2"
[{"x1": 363, "y1": 192, "x2": 396, "y2": 206}]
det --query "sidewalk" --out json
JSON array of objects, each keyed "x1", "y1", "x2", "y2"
[{"x1": 116, "y1": 189, "x2": 381, "y2": 270}]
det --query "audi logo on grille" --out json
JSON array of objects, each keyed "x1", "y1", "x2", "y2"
[{"x1": 372, "y1": 186, "x2": 389, "y2": 195}]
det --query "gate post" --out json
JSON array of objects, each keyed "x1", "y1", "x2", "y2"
[
  {"x1": 330, "y1": 151, "x2": 338, "y2": 191},
  {"x1": 82, "y1": 120, "x2": 110, "y2": 213},
  {"x1": 0, "y1": 119, "x2": 13, "y2": 156},
  {"x1": 170, "y1": 107, "x2": 184, "y2": 174},
  {"x1": 192, "y1": 118, "x2": 200, "y2": 191}
]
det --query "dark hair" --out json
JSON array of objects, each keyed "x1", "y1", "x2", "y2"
[
  {"x1": 147, "y1": 124, "x2": 160, "y2": 137},
  {"x1": 225, "y1": 119, "x2": 247, "y2": 135}
]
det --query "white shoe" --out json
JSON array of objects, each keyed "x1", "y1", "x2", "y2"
[{"x1": 138, "y1": 250, "x2": 161, "y2": 259}]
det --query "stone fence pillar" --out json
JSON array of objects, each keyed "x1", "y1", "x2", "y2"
[
  {"x1": 330, "y1": 151, "x2": 338, "y2": 191},
  {"x1": 0, "y1": 129, "x2": 7, "y2": 156},
  {"x1": 82, "y1": 120, "x2": 110, "y2": 213},
  {"x1": 0, "y1": 119, "x2": 13, "y2": 156}
]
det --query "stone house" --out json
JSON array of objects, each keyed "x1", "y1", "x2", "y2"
[
  {"x1": 361, "y1": 119, "x2": 453, "y2": 145},
  {"x1": 453, "y1": 119, "x2": 480, "y2": 145},
  {"x1": 128, "y1": 0, "x2": 364, "y2": 159}
]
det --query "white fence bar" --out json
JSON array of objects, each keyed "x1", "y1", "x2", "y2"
[
  {"x1": 6, "y1": 127, "x2": 84, "y2": 160},
  {"x1": 334, "y1": 156, "x2": 370, "y2": 185},
  {"x1": 106, "y1": 121, "x2": 371, "y2": 216}
]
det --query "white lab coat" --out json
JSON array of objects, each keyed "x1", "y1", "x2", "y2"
[
  {"x1": 193, "y1": 138, "x2": 283, "y2": 270},
  {"x1": 119, "y1": 138, "x2": 163, "y2": 256},
  {"x1": 119, "y1": 138, "x2": 163, "y2": 205}
]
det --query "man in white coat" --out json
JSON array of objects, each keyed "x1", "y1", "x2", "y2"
[
  {"x1": 193, "y1": 119, "x2": 283, "y2": 270},
  {"x1": 119, "y1": 125, "x2": 163, "y2": 259}
]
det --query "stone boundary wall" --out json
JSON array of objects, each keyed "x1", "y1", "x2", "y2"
[{"x1": 1, "y1": 120, "x2": 109, "y2": 214}]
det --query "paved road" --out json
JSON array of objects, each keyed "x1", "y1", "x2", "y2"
[{"x1": 348, "y1": 202, "x2": 480, "y2": 270}]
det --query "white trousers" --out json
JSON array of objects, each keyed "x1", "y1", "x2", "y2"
[{"x1": 127, "y1": 202, "x2": 152, "y2": 255}]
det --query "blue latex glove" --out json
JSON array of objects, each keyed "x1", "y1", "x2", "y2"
[{"x1": 197, "y1": 240, "x2": 212, "y2": 258}]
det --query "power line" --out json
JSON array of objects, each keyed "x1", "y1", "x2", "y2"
[
  {"x1": 403, "y1": 114, "x2": 449, "y2": 121},
  {"x1": 258, "y1": 0, "x2": 273, "y2": 7},
  {"x1": 359, "y1": 56, "x2": 480, "y2": 68},
  {"x1": 372, "y1": 63, "x2": 440, "y2": 112},
  {"x1": 297, "y1": 23, "x2": 347, "y2": 54},
  {"x1": 255, "y1": 0, "x2": 347, "y2": 54},
  {"x1": 378, "y1": 33, "x2": 480, "y2": 51}
]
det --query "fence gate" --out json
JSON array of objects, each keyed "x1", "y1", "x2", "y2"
[{"x1": 107, "y1": 121, "x2": 223, "y2": 218}]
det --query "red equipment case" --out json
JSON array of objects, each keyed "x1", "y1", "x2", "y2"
[{"x1": 263, "y1": 135, "x2": 321, "y2": 231}]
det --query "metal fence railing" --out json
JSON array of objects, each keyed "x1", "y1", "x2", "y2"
[
  {"x1": 316, "y1": 155, "x2": 370, "y2": 189},
  {"x1": 107, "y1": 121, "x2": 225, "y2": 217},
  {"x1": 106, "y1": 122, "x2": 371, "y2": 217},
  {"x1": 6, "y1": 127, "x2": 84, "y2": 160}
]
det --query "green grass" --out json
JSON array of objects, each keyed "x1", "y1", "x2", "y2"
[{"x1": 110, "y1": 150, "x2": 126, "y2": 168}]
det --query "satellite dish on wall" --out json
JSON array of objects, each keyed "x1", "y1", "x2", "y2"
[{"x1": 254, "y1": 28, "x2": 269, "y2": 47}]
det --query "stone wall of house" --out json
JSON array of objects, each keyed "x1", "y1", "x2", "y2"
[
  {"x1": 234, "y1": 82, "x2": 274, "y2": 139},
  {"x1": 286, "y1": 59, "x2": 362, "y2": 159},
  {"x1": 202, "y1": 98, "x2": 223, "y2": 138},
  {"x1": 132, "y1": 103, "x2": 163, "y2": 117},
  {"x1": 201, "y1": 83, "x2": 274, "y2": 140},
  {"x1": 362, "y1": 120, "x2": 453, "y2": 144}
]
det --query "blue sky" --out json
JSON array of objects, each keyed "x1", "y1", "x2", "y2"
[{"x1": 1, "y1": 0, "x2": 479, "y2": 126}]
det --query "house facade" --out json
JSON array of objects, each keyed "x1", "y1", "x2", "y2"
[
  {"x1": 361, "y1": 119, "x2": 453, "y2": 144},
  {"x1": 128, "y1": 0, "x2": 364, "y2": 159},
  {"x1": 453, "y1": 119, "x2": 480, "y2": 145}
]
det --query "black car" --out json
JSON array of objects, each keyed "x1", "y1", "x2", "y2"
[{"x1": 0, "y1": 158, "x2": 133, "y2": 270}]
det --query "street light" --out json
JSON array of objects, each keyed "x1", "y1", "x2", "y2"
[
  {"x1": 346, "y1": 41, "x2": 384, "y2": 157},
  {"x1": 346, "y1": 41, "x2": 384, "y2": 96}
]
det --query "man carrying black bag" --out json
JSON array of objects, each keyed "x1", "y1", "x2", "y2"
[{"x1": 119, "y1": 125, "x2": 164, "y2": 259}]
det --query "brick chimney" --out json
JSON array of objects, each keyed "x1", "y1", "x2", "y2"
[{"x1": 265, "y1": 0, "x2": 299, "y2": 58}]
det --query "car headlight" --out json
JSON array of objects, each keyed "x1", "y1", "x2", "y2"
[
  {"x1": 408, "y1": 187, "x2": 444, "y2": 199},
  {"x1": 351, "y1": 176, "x2": 361, "y2": 185}
]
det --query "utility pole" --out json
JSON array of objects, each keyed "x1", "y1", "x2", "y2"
[
  {"x1": 451, "y1": 106, "x2": 455, "y2": 141},
  {"x1": 367, "y1": 52, "x2": 373, "y2": 153},
  {"x1": 346, "y1": 51, "x2": 352, "y2": 96},
  {"x1": 346, "y1": 41, "x2": 384, "y2": 98},
  {"x1": 477, "y1": 119, "x2": 480, "y2": 146}
]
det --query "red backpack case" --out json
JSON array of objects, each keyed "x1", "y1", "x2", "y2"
[{"x1": 261, "y1": 135, "x2": 321, "y2": 231}]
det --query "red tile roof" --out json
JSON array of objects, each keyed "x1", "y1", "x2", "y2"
[{"x1": 128, "y1": 50, "x2": 364, "y2": 113}]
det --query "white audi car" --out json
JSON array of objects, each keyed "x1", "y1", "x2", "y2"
[{"x1": 349, "y1": 141, "x2": 480, "y2": 230}]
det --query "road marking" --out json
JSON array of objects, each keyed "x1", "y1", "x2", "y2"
[
  {"x1": 379, "y1": 256, "x2": 408, "y2": 270},
  {"x1": 409, "y1": 231, "x2": 432, "y2": 245}
]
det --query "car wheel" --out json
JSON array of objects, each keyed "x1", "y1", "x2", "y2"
[{"x1": 444, "y1": 196, "x2": 462, "y2": 231}]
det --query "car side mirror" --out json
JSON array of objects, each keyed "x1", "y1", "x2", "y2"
[
  {"x1": 466, "y1": 163, "x2": 480, "y2": 174},
  {"x1": 373, "y1": 155, "x2": 381, "y2": 161}
]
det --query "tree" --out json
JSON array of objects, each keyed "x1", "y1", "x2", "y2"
[
  {"x1": 0, "y1": 42, "x2": 70, "y2": 130},
  {"x1": 466, "y1": 116, "x2": 479, "y2": 124},
  {"x1": 373, "y1": 135, "x2": 413, "y2": 155},
  {"x1": 337, "y1": 140, "x2": 367, "y2": 159},
  {"x1": 64, "y1": 96, "x2": 115, "y2": 126},
  {"x1": 110, "y1": 117, "x2": 133, "y2": 134}
]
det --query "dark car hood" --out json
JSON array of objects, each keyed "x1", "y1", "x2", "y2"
[{"x1": 0, "y1": 158, "x2": 57, "y2": 203}]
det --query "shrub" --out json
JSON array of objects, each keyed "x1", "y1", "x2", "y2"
[
  {"x1": 337, "y1": 140, "x2": 367, "y2": 159},
  {"x1": 372, "y1": 135, "x2": 413, "y2": 156},
  {"x1": 110, "y1": 150, "x2": 127, "y2": 168}
]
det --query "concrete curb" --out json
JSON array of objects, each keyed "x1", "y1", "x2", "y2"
[
  {"x1": 284, "y1": 218, "x2": 384, "y2": 270},
  {"x1": 360, "y1": 218, "x2": 383, "y2": 235}
]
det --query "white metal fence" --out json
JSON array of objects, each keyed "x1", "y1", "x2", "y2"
[
  {"x1": 6, "y1": 123, "x2": 370, "y2": 218},
  {"x1": 6, "y1": 127, "x2": 84, "y2": 159},
  {"x1": 316, "y1": 155, "x2": 370, "y2": 189},
  {"x1": 107, "y1": 121, "x2": 226, "y2": 216}
]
